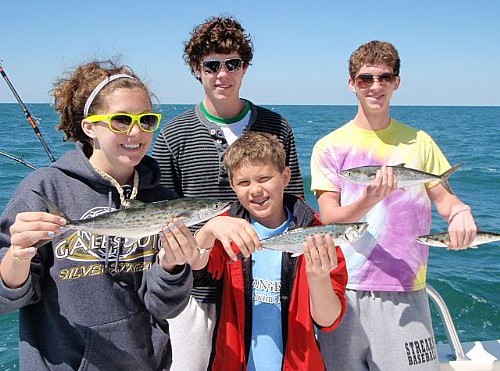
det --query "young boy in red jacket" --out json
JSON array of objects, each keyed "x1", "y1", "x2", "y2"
[{"x1": 191, "y1": 132, "x2": 348, "y2": 370}]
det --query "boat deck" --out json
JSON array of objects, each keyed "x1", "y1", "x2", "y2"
[{"x1": 438, "y1": 340, "x2": 500, "y2": 370}]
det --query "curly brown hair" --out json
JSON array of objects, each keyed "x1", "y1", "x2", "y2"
[
  {"x1": 52, "y1": 60, "x2": 152, "y2": 155},
  {"x1": 223, "y1": 132, "x2": 286, "y2": 182},
  {"x1": 183, "y1": 15, "x2": 254, "y2": 80},
  {"x1": 348, "y1": 41, "x2": 401, "y2": 79}
]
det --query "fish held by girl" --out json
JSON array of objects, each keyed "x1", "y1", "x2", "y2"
[{"x1": 32, "y1": 190, "x2": 230, "y2": 240}]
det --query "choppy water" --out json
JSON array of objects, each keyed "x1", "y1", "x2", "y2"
[{"x1": 0, "y1": 103, "x2": 499, "y2": 369}]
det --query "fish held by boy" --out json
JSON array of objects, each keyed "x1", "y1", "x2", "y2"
[
  {"x1": 260, "y1": 222, "x2": 369, "y2": 256},
  {"x1": 416, "y1": 231, "x2": 500, "y2": 248},
  {"x1": 338, "y1": 163, "x2": 462, "y2": 195},
  {"x1": 32, "y1": 190, "x2": 231, "y2": 240}
]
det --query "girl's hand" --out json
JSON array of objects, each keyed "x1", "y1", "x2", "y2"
[
  {"x1": 9, "y1": 211, "x2": 66, "y2": 261},
  {"x1": 159, "y1": 221, "x2": 198, "y2": 273}
]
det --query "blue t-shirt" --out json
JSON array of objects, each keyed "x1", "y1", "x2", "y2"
[{"x1": 247, "y1": 209, "x2": 292, "y2": 371}]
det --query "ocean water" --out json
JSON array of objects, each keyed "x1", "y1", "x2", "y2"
[{"x1": 0, "y1": 103, "x2": 499, "y2": 368}]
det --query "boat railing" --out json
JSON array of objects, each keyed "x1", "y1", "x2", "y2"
[{"x1": 426, "y1": 284, "x2": 469, "y2": 361}]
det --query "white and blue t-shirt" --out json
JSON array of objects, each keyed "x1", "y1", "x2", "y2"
[{"x1": 247, "y1": 209, "x2": 292, "y2": 371}]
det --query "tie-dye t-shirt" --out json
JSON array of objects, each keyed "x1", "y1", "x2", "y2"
[{"x1": 311, "y1": 119, "x2": 451, "y2": 292}]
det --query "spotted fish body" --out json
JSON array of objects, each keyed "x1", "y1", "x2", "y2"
[
  {"x1": 339, "y1": 163, "x2": 462, "y2": 195},
  {"x1": 416, "y1": 231, "x2": 500, "y2": 248},
  {"x1": 260, "y1": 222, "x2": 369, "y2": 255},
  {"x1": 33, "y1": 190, "x2": 231, "y2": 239}
]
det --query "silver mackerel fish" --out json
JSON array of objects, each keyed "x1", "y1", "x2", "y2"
[
  {"x1": 261, "y1": 222, "x2": 369, "y2": 255},
  {"x1": 33, "y1": 190, "x2": 231, "y2": 239},
  {"x1": 339, "y1": 163, "x2": 462, "y2": 195},
  {"x1": 417, "y1": 231, "x2": 500, "y2": 248}
]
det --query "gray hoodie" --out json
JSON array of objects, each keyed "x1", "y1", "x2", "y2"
[{"x1": 0, "y1": 143, "x2": 192, "y2": 370}]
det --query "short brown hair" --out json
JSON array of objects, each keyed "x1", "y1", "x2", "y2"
[
  {"x1": 348, "y1": 40, "x2": 400, "y2": 79},
  {"x1": 223, "y1": 132, "x2": 286, "y2": 181},
  {"x1": 183, "y1": 15, "x2": 254, "y2": 79}
]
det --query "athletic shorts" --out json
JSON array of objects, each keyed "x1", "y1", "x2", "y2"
[{"x1": 318, "y1": 288, "x2": 440, "y2": 371}]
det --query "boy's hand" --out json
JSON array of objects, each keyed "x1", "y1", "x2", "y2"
[
  {"x1": 202, "y1": 216, "x2": 261, "y2": 261},
  {"x1": 364, "y1": 165, "x2": 398, "y2": 203},
  {"x1": 159, "y1": 221, "x2": 198, "y2": 272},
  {"x1": 9, "y1": 211, "x2": 66, "y2": 261},
  {"x1": 304, "y1": 234, "x2": 338, "y2": 279},
  {"x1": 447, "y1": 207, "x2": 476, "y2": 249}
]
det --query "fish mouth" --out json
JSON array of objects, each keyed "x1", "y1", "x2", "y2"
[
  {"x1": 344, "y1": 222, "x2": 369, "y2": 242},
  {"x1": 337, "y1": 171, "x2": 349, "y2": 179},
  {"x1": 358, "y1": 222, "x2": 369, "y2": 235}
]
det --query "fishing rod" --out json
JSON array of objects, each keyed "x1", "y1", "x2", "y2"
[
  {"x1": 0, "y1": 149, "x2": 37, "y2": 170},
  {"x1": 0, "y1": 61, "x2": 56, "y2": 163}
]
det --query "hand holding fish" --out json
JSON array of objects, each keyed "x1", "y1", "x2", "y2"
[
  {"x1": 159, "y1": 221, "x2": 199, "y2": 273},
  {"x1": 363, "y1": 165, "x2": 398, "y2": 204},
  {"x1": 1, "y1": 211, "x2": 66, "y2": 289},
  {"x1": 304, "y1": 233, "x2": 344, "y2": 328},
  {"x1": 446, "y1": 205, "x2": 477, "y2": 249},
  {"x1": 304, "y1": 234, "x2": 338, "y2": 279},
  {"x1": 196, "y1": 216, "x2": 262, "y2": 262},
  {"x1": 9, "y1": 211, "x2": 66, "y2": 261}
]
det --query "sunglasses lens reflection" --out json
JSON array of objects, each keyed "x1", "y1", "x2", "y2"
[
  {"x1": 202, "y1": 59, "x2": 243, "y2": 74},
  {"x1": 203, "y1": 61, "x2": 222, "y2": 73},
  {"x1": 110, "y1": 115, "x2": 133, "y2": 131},
  {"x1": 225, "y1": 59, "x2": 242, "y2": 72},
  {"x1": 139, "y1": 114, "x2": 160, "y2": 130}
]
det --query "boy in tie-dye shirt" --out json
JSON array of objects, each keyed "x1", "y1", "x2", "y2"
[{"x1": 311, "y1": 40, "x2": 477, "y2": 371}]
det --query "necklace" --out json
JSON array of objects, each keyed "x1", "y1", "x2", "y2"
[{"x1": 90, "y1": 164, "x2": 139, "y2": 207}]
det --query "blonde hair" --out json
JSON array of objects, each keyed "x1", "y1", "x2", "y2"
[{"x1": 223, "y1": 132, "x2": 286, "y2": 181}]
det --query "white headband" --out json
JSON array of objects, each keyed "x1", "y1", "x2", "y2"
[{"x1": 83, "y1": 74, "x2": 135, "y2": 116}]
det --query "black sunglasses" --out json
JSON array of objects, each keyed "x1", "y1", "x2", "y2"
[{"x1": 201, "y1": 58, "x2": 244, "y2": 74}]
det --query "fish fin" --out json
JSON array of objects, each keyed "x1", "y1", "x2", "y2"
[
  {"x1": 176, "y1": 211, "x2": 192, "y2": 218},
  {"x1": 393, "y1": 163, "x2": 406, "y2": 167},
  {"x1": 31, "y1": 190, "x2": 69, "y2": 220},
  {"x1": 439, "y1": 163, "x2": 462, "y2": 195}
]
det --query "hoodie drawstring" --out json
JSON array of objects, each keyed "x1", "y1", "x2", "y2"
[
  {"x1": 90, "y1": 164, "x2": 139, "y2": 207},
  {"x1": 91, "y1": 168, "x2": 140, "y2": 273}
]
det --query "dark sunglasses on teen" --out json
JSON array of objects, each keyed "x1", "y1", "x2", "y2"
[
  {"x1": 85, "y1": 113, "x2": 162, "y2": 133},
  {"x1": 354, "y1": 73, "x2": 398, "y2": 89},
  {"x1": 201, "y1": 58, "x2": 244, "y2": 74}
]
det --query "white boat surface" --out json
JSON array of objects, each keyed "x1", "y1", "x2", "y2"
[{"x1": 428, "y1": 285, "x2": 500, "y2": 370}]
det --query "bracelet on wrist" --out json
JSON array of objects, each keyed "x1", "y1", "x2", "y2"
[{"x1": 448, "y1": 206, "x2": 471, "y2": 224}]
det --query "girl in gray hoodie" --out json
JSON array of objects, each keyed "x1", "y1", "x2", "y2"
[{"x1": 0, "y1": 60, "x2": 196, "y2": 370}]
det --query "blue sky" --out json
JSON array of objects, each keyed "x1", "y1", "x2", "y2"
[{"x1": 1, "y1": 0, "x2": 499, "y2": 106}]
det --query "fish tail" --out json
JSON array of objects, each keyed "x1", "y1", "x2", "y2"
[
  {"x1": 439, "y1": 163, "x2": 462, "y2": 195},
  {"x1": 32, "y1": 190, "x2": 69, "y2": 220}
]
